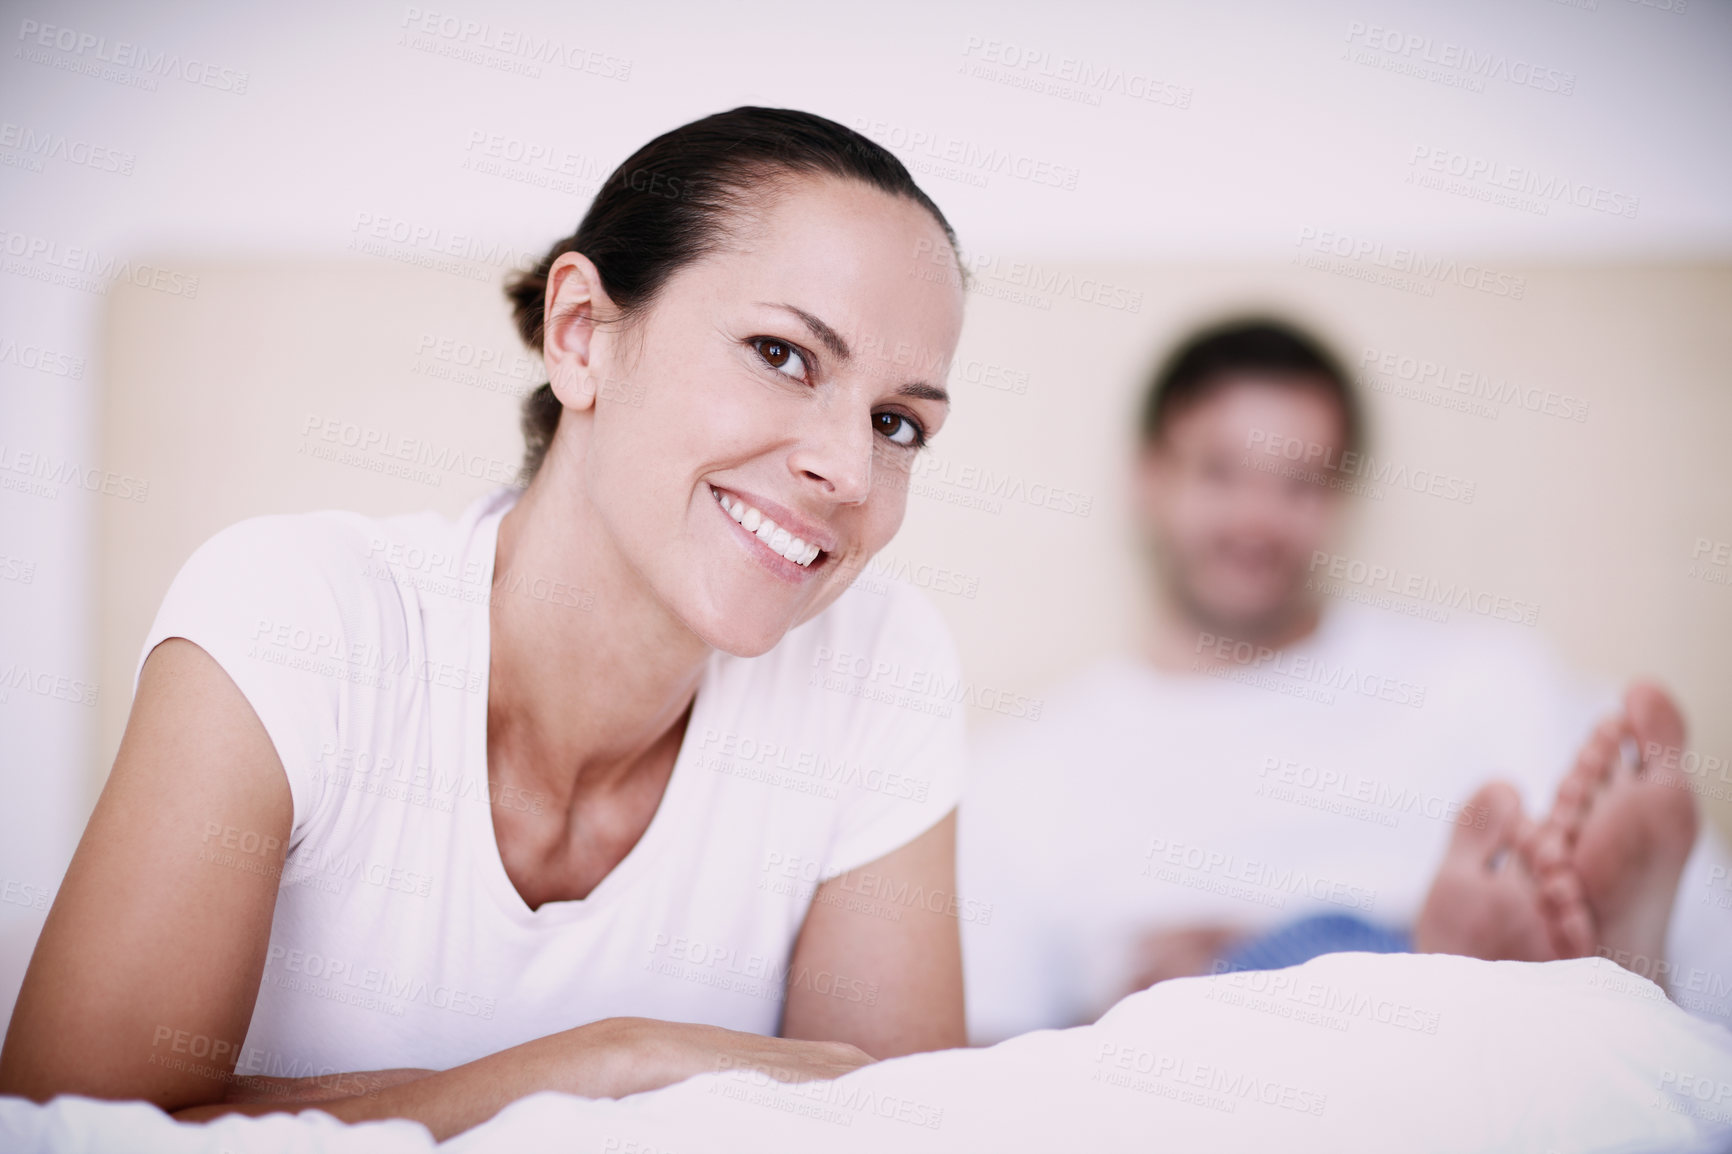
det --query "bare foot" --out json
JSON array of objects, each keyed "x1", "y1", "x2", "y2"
[
  {"x1": 1413, "y1": 781, "x2": 1566, "y2": 960},
  {"x1": 1531, "y1": 717, "x2": 1625, "y2": 956},
  {"x1": 1535, "y1": 682, "x2": 1699, "y2": 983}
]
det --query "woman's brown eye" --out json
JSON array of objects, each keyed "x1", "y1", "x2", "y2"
[
  {"x1": 875, "y1": 411, "x2": 923, "y2": 447},
  {"x1": 752, "y1": 338, "x2": 808, "y2": 380}
]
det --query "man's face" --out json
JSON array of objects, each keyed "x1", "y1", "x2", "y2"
[{"x1": 1135, "y1": 376, "x2": 1349, "y2": 641}]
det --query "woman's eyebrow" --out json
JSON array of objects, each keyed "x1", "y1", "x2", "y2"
[
  {"x1": 898, "y1": 382, "x2": 950, "y2": 404},
  {"x1": 757, "y1": 302, "x2": 851, "y2": 360},
  {"x1": 755, "y1": 302, "x2": 949, "y2": 403}
]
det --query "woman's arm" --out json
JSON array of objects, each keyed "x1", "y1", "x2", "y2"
[
  {"x1": 780, "y1": 811, "x2": 966, "y2": 1058},
  {"x1": 0, "y1": 640, "x2": 872, "y2": 1138},
  {"x1": 170, "y1": 1018, "x2": 871, "y2": 1139},
  {"x1": 0, "y1": 638, "x2": 293, "y2": 1108}
]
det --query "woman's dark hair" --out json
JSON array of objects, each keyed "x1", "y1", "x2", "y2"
[
  {"x1": 506, "y1": 106, "x2": 962, "y2": 480},
  {"x1": 1138, "y1": 317, "x2": 1364, "y2": 461}
]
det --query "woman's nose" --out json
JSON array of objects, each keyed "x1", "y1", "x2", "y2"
[{"x1": 786, "y1": 405, "x2": 876, "y2": 505}]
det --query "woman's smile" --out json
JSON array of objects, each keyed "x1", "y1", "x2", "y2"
[{"x1": 706, "y1": 480, "x2": 836, "y2": 582}]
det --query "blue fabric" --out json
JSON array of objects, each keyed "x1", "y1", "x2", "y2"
[{"x1": 1214, "y1": 913, "x2": 1412, "y2": 974}]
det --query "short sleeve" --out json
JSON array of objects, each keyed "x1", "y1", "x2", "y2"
[
  {"x1": 134, "y1": 515, "x2": 363, "y2": 841},
  {"x1": 816, "y1": 583, "x2": 970, "y2": 878}
]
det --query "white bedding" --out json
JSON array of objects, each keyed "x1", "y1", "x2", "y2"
[{"x1": 6, "y1": 953, "x2": 1731, "y2": 1153}]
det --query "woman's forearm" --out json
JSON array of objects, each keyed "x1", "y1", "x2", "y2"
[
  {"x1": 164, "y1": 1017, "x2": 872, "y2": 1141},
  {"x1": 170, "y1": 1018, "x2": 647, "y2": 1141}
]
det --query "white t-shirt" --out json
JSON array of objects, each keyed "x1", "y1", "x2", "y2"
[
  {"x1": 134, "y1": 485, "x2": 966, "y2": 1077},
  {"x1": 958, "y1": 603, "x2": 1732, "y2": 1043}
]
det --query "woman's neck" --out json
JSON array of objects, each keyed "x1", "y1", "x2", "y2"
[{"x1": 486, "y1": 443, "x2": 711, "y2": 806}]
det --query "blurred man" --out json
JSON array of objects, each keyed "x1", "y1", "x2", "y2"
[{"x1": 958, "y1": 319, "x2": 1727, "y2": 1044}]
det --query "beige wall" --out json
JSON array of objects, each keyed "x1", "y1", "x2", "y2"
[{"x1": 98, "y1": 260, "x2": 1732, "y2": 834}]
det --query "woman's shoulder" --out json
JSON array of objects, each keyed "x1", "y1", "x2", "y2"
[
  {"x1": 190, "y1": 504, "x2": 452, "y2": 570},
  {"x1": 180, "y1": 504, "x2": 465, "y2": 605},
  {"x1": 177, "y1": 509, "x2": 420, "y2": 626},
  {"x1": 148, "y1": 503, "x2": 480, "y2": 690}
]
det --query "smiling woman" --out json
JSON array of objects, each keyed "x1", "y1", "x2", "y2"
[{"x1": 0, "y1": 107, "x2": 970, "y2": 1141}]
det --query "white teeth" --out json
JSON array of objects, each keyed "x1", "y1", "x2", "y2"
[{"x1": 712, "y1": 485, "x2": 824, "y2": 568}]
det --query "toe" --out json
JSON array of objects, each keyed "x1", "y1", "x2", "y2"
[
  {"x1": 1626, "y1": 680, "x2": 1688, "y2": 773},
  {"x1": 1538, "y1": 868, "x2": 1596, "y2": 958},
  {"x1": 1451, "y1": 781, "x2": 1522, "y2": 867}
]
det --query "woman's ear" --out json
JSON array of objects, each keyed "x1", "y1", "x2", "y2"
[{"x1": 543, "y1": 251, "x2": 612, "y2": 411}]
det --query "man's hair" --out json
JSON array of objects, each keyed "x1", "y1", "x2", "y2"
[{"x1": 1138, "y1": 318, "x2": 1363, "y2": 459}]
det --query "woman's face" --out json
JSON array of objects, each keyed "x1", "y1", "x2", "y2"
[{"x1": 550, "y1": 176, "x2": 965, "y2": 656}]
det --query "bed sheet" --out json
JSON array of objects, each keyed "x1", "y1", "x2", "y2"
[{"x1": 5, "y1": 952, "x2": 1730, "y2": 1153}]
